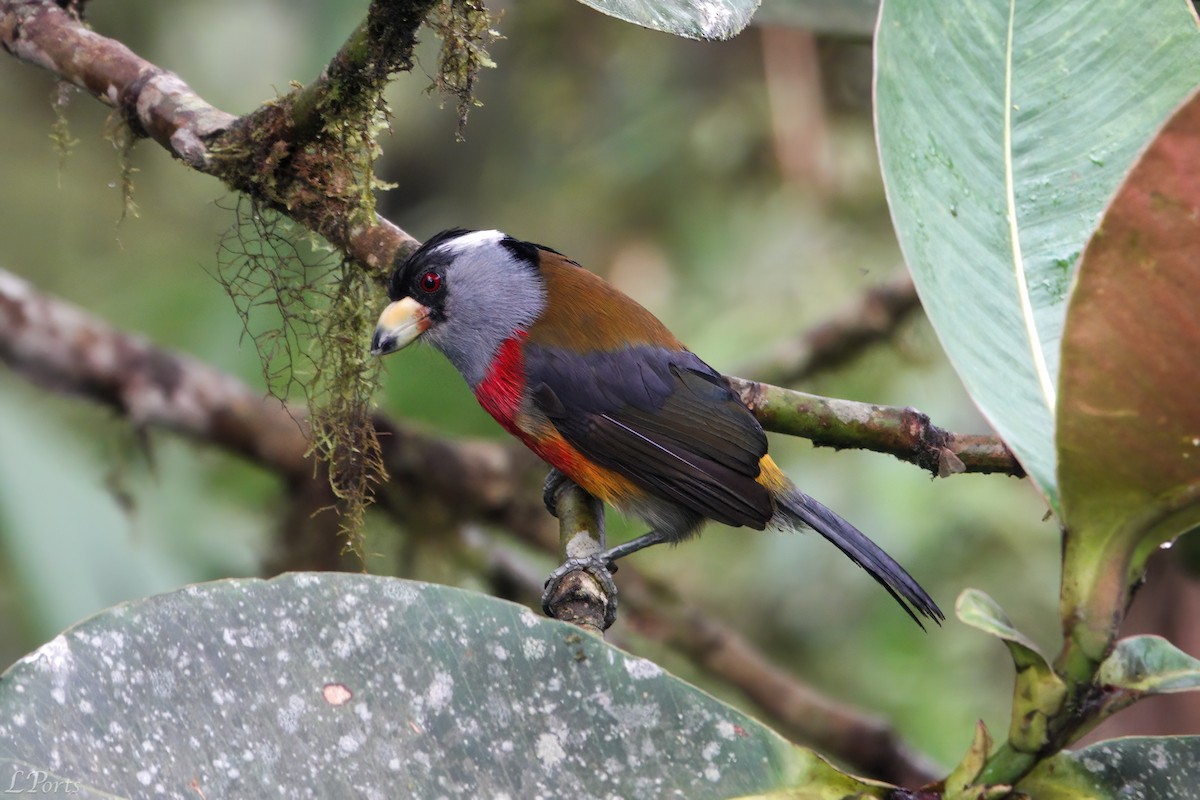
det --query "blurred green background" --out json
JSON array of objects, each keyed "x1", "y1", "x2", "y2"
[{"x1": 0, "y1": 0, "x2": 1060, "y2": 767}]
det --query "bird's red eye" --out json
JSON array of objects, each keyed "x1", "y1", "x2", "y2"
[{"x1": 419, "y1": 271, "x2": 442, "y2": 293}]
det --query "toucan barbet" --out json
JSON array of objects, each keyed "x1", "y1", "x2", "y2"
[{"x1": 371, "y1": 229, "x2": 943, "y2": 627}]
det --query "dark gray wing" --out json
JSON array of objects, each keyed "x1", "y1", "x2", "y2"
[{"x1": 525, "y1": 344, "x2": 774, "y2": 528}]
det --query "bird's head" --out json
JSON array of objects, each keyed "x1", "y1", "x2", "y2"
[{"x1": 370, "y1": 229, "x2": 548, "y2": 386}]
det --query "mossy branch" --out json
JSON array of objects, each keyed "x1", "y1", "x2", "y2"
[
  {"x1": 290, "y1": 1, "x2": 432, "y2": 144},
  {"x1": 729, "y1": 377, "x2": 1024, "y2": 478},
  {"x1": 1, "y1": 0, "x2": 425, "y2": 275},
  {"x1": 428, "y1": 0, "x2": 499, "y2": 139}
]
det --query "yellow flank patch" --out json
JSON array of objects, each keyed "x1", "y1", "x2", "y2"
[
  {"x1": 569, "y1": 458, "x2": 645, "y2": 507},
  {"x1": 755, "y1": 455, "x2": 792, "y2": 493}
]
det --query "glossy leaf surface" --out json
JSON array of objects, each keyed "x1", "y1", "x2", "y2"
[
  {"x1": 1094, "y1": 635, "x2": 1200, "y2": 720},
  {"x1": 575, "y1": 0, "x2": 761, "y2": 39},
  {"x1": 1057, "y1": 87, "x2": 1200, "y2": 664},
  {"x1": 956, "y1": 588, "x2": 1051, "y2": 673},
  {"x1": 1018, "y1": 736, "x2": 1200, "y2": 799},
  {"x1": 876, "y1": 0, "x2": 1200, "y2": 511},
  {"x1": 956, "y1": 589, "x2": 1064, "y2": 751},
  {"x1": 0, "y1": 574, "x2": 885, "y2": 799}
]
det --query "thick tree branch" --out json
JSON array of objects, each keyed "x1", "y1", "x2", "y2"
[
  {"x1": 289, "y1": 2, "x2": 430, "y2": 143},
  {"x1": 0, "y1": 268, "x2": 549, "y2": 548},
  {"x1": 0, "y1": 267, "x2": 938, "y2": 786},
  {"x1": 0, "y1": 0, "x2": 423, "y2": 276},
  {"x1": 214, "y1": 0, "x2": 436, "y2": 276},
  {"x1": 1, "y1": 1, "x2": 236, "y2": 168},
  {"x1": 740, "y1": 271, "x2": 922, "y2": 385},
  {"x1": 0, "y1": 270, "x2": 309, "y2": 470}
]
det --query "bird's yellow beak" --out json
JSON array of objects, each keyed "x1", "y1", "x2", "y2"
[{"x1": 370, "y1": 297, "x2": 431, "y2": 356}]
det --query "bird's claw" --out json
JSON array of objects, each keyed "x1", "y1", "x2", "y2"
[
  {"x1": 542, "y1": 468, "x2": 573, "y2": 518},
  {"x1": 541, "y1": 556, "x2": 618, "y2": 631}
]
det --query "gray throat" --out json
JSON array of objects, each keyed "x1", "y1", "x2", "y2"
[{"x1": 424, "y1": 251, "x2": 547, "y2": 388}]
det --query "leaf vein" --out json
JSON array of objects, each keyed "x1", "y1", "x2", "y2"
[{"x1": 1004, "y1": 0, "x2": 1058, "y2": 412}]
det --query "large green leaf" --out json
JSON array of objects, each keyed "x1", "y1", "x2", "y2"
[
  {"x1": 0, "y1": 574, "x2": 886, "y2": 799},
  {"x1": 1017, "y1": 736, "x2": 1200, "y2": 799},
  {"x1": 875, "y1": 0, "x2": 1200, "y2": 512},
  {"x1": 574, "y1": 0, "x2": 761, "y2": 39},
  {"x1": 1057, "y1": 87, "x2": 1200, "y2": 668}
]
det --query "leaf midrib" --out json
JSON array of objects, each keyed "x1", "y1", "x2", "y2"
[{"x1": 1003, "y1": 0, "x2": 1057, "y2": 413}]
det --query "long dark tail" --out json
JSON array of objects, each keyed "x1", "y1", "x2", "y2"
[{"x1": 781, "y1": 491, "x2": 944, "y2": 629}]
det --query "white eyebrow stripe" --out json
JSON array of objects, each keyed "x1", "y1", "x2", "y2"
[{"x1": 437, "y1": 229, "x2": 506, "y2": 255}]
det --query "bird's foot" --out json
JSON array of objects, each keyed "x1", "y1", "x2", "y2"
[
  {"x1": 541, "y1": 556, "x2": 618, "y2": 632},
  {"x1": 542, "y1": 468, "x2": 574, "y2": 518},
  {"x1": 541, "y1": 528, "x2": 671, "y2": 631}
]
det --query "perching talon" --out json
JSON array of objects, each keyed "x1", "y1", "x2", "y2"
[
  {"x1": 542, "y1": 557, "x2": 618, "y2": 631},
  {"x1": 542, "y1": 468, "x2": 572, "y2": 518}
]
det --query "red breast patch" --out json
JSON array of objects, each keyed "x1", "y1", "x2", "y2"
[
  {"x1": 474, "y1": 333, "x2": 527, "y2": 437},
  {"x1": 473, "y1": 332, "x2": 637, "y2": 504}
]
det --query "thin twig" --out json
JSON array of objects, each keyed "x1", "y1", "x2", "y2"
[{"x1": 543, "y1": 485, "x2": 612, "y2": 635}]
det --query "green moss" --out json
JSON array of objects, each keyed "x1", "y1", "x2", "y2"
[
  {"x1": 307, "y1": 266, "x2": 385, "y2": 557},
  {"x1": 203, "y1": 2, "x2": 447, "y2": 555},
  {"x1": 215, "y1": 201, "x2": 384, "y2": 558},
  {"x1": 48, "y1": 82, "x2": 80, "y2": 181},
  {"x1": 428, "y1": 0, "x2": 499, "y2": 140},
  {"x1": 104, "y1": 114, "x2": 139, "y2": 223}
]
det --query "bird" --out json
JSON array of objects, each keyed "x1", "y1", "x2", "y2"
[{"x1": 371, "y1": 229, "x2": 943, "y2": 628}]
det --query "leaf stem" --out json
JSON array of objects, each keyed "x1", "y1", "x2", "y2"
[{"x1": 976, "y1": 741, "x2": 1036, "y2": 788}]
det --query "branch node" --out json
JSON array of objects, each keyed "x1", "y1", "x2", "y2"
[
  {"x1": 542, "y1": 560, "x2": 617, "y2": 635},
  {"x1": 117, "y1": 65, "x2": 163, "y2": 140}
]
